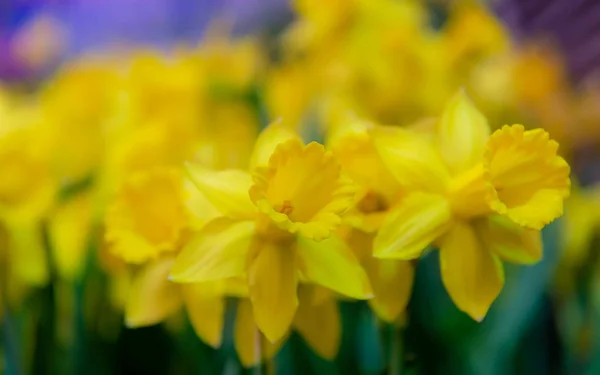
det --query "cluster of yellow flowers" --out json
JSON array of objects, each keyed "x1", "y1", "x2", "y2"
[{"x1": 0, "y1": 0, "x2": 575, "y2": 367}]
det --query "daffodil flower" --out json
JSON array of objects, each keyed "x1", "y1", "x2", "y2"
[
  {"x1": 104, "y1": 168, "x2": 189, "y2": 264},
  {"x1": 329, "y1": 116, "x2": 414, "y2": 323},
  {"x1": 170, "y1": 122, "x2": 372, "y2": 342},
  {"x1": 0, "y1": 125, "x2": 57, "y2": 296},
  {"x1": 103, "y1": 167, "x2": 247, "y2": 352},
  {"x1": 370, "y1": 91, "x2": 570, "y2": 320}
]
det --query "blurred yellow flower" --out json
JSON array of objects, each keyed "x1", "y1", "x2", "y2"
[
  {"x1": 170, "y1": 122, "x2": 372, "y2": 342},
  {"x1": 329, "y1": 116, "x2": 413, "y2": 323},
  {"x1": 104, "y1": 168, "x2": 189, "y2": 264},
  {"x1": 49, "y1": 192, "x2": 95, "y2": 281},
  {"x1": 370, "y1": 91, "x2": 570, "y2": 320},
  {"x1": 37, "y1": 59, "x2": 119, "y2": 182},
  {"x1": 443, "y1": 2, "x2": 509, "y2": 70}
]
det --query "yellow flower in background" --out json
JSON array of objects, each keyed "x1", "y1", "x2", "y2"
[
  {"x1": 370, "y1": 90, "x2": 570, "y2": 320},
  {"x1": 194, "y1": 27, "x2": 264, "y2": 94},
  {"x1": 443, "y1": 2, "x2": 509, "y2": 70},
  {"x1": 49, "y1": 191, "x2": 95, "y2": 281},
  {"x1": 0, "y1": 128, "x2": 56, "y2": 224},
  {"x1": 0, "y1": 122, "x2": 57, "y2": 291},
  {"x1": 265, "y1": 64, "x2": 314, "y2": 130},
  {"x1": 105, "y1": 168, "x2": 189, "y2": 264},
  {"x1": 560, "y1": 184, "x2": 600, "y2": 270},
  {"x1": 170, "y1": 122, "x2": 372, "y2": 342},
  {"x1": 37, "y1": 59, "x2": 120, "y2": 182},
  {"x1": 103, "y1": 165, "x2": 239, "y2": 351}
]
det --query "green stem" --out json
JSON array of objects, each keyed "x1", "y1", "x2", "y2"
[
  {"x1": 2, "y1": 304, "x2": 23, "y2": 375},
  {"x1": 389, "y1": 324, "x2": 402, "y2": 375}
]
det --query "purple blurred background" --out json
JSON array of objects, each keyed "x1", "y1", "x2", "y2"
[
  {"x1": 0, "y1": 0, "x2": 291, "y2": 80},
  {"x1": 1, "y1": 0, "x2": 599, "y2": 86}
]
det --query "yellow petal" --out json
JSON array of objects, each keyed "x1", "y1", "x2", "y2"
[
  {"x1": 484, "y1": 125, "x2": 570, "y2": 230},
  {"x1": 250, "y1": 120, "x2": 299, "y2": 170},
  {"x1": 182, "y1": 284, "x2": 224, "y2": 348},
  {"x1": 368, "y1": 125, "x2": 451, "y2": 193},
  {"x1": 562, "y1": 188, "x2": 600, "y2": 267},
  {"x1": 298, "y1": 235, "x2": 372, "y2": 299},
  {"x1": 330, "y1": 123, "x2": 401, "y2": 203},
  {"x1": 373, "y1": 193, "x2": 452, "y2": 259},
  {"x1": 185, "y1": 163, "x2": 257, "y2": 220},
  {"x1": 437, "y1": 90, "x2": 490, "y2": 173},
  {"x1": 125, "y1": 259, "x2": 182, "y2": 327},
  {"x1": 234, "y1": 299, "x2": 285, "y2": 368},
  {"x1": 294, "y1": 286, "x2": 341, "y2": 360},
  {"x1": 364, "y1": 257, "x2": 414, "y2": 323},
  {"x1": 250, "y1": 139, "x2": 355, "y2": 241},
  {"x1": 235, "y1": 298, "x2": 261, "y2": 367},
  {"x1": 49, "y1": 192, "x2": 93, "y2": 280},
  {"x1": 248, "y1": 241, "x2": 298, "y2": 342},
  {"x1": 439, "y1": 221, "x2": 504, "y2": 321},
  {"x1": 476, "y1": 216, "x2": 542, "y2": 264},
  {"x1": 8, "y1": 221, "x2": 49, "y2": 286},
  {"x1": 169, "y1": 218, "x2": 255, "y2": 282},
  {"x1": 183, "y1": 176, "x2": 221, "y2": 230}
]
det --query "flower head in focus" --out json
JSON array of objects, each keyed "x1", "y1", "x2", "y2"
[
  {"x1": 170, "y1": 121, "x2": 372, "y2": 342},
  {"x1": 370, "y1": 90, "x2": 570, "y2": 320}
]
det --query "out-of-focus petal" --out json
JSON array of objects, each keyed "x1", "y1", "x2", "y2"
[
  {"x1": 9, "y1": 221, "x2": 49, "y2": 286},
  {"x1": 476, "y1": 216, "x2": 542, "y2": 264},
  {"x1": 49, "y1": 192, "x2": 93, "y2": 280},
  {"x1": 437, "y1": 90, "x2": 490, "y2": 173},
  {"x1": 185, "y1": 163, "x2": 257, "y2": 220},
  {"x1": 250, "y1": 120, "x2": 299, "y2": 170},
  {"x1": 183, "y1": 176, "x2": 221, "y2": 230},
  {"x1": 369, "y1": 125, "x2": 451, "y2": 193},
  {"x1": 248, "y1": 241, "x2": 298, "y2": 342},
  {"x1": 294, "y1": 286, "x2": 341, "y2": 360},
  {"x1": 373, "y1": 193, "x2": 452, "y2": 259},
  {"x1": 125, "y1": 259, "x2": 182, "y2": 328},
  {"x1": 182, "y1": 284, "x2": 224, "y2": 348},
  {"x1": 364, "y1": 257, "x2": 414, "y2": 323},
  {"x1": 170, "y1": 218, "x2": 255, "y2": 282},
  {"x1": 234, "y1": 299, "x2": 284, "y2": 368},
  {"x1": 298, "y1": 235, "x2": 372, "y2": 299},
  {"x1": 439, "y1": 221, "x2": 504, "y2": 321}
]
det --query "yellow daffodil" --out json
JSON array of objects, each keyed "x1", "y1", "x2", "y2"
[
  {"x1": 48, "y1": 191, "x2": 95, "y2": 281},
  {"x1": 443, "y1": 2, "x2": 509, "y2": 70},
  {"x1": 328, "y1": 115, "x2": 414, "y2": 323},
  {"x1": 103, "y1": 166, "x2": 240, "y2": 350},
  {"x1": 37, "y1": 59, "x2": 120, "y2": 182},
  {"x1": 104, "y1": 168, "x2": 189, "y2": 264},
  {"x1": 0, "y1": 123, "x2": 57, "y2": 298},
  {"x1": 170, "y1": 122, "x2": 372, "y2": 342},
  {"x1": 370, "y1": 91, "x2": 570, "y2": 320},
  {"x1": 560, "y1": 184, "x2": 600, "y2": 271}
]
